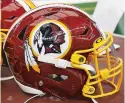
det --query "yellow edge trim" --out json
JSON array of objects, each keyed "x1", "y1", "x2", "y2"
[{"x1": 24, "y1": 0, "x2": 36, "y2": 9}]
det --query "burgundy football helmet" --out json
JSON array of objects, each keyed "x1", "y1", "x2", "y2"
[
  {"x1": 3, "y1": 4, "x2": 123, "y2": 100},
  {"x1": 0, "y1": 0, "x2": 36, "y2": 40},
  {"x1": 0, "y1": 0, "x2": 35, "y2": 64}
]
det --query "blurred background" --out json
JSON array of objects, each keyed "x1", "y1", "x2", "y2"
[{"x1": 31, "y1": 0, "x2": 124, "y2": 36}]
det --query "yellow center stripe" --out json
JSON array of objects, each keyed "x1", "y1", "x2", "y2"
[{"x1": 24, "y1": 0, "x2": 36, "y2": 9}]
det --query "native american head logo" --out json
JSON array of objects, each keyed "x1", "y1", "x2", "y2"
[
  {"x1": 33, "y1": 23, "x2": 65, "y2": 54},
  {"x1": 28, "y1": 20, "x2": 71, "y2": 58}
]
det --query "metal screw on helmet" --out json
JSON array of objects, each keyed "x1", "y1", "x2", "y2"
[
  {"x1": 38, "y1": 80, "x2": 43, "y2": 86},
  {"x1": 89, "y1": 88, "x2": 94, "y2": 92},
  {"x1": 79, "y1": 57, "x2": 84, "y2": 62}
]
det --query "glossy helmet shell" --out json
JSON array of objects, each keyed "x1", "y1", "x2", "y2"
[
  {"x1": 1, "y1": 0, "x2": 31, "y2": 29},
  {"x1": 1, "y1": 0, "x2": 32, "y2": 65},
  {"x1": 4, "y1": 4, "x2": 102, "y2": 99}
]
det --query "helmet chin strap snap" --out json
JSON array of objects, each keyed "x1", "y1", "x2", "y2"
[{"x1": 38, "y1": 55, "x2": 96, "y2": 74}]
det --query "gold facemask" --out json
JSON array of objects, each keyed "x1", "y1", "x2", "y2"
[{"x1": 71, "y1": 32, "x2": 123, "y2": 98}]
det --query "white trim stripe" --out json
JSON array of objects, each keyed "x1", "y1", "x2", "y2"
[{"x1": 15, "y1": 0, "x2": 31, "y2": 12}]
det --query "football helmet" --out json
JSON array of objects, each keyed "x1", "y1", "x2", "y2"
[
  {"x1": 0, "y1": 0, "x2": 35, "y2": 64},
  {"x1": 0, "y1": 0, "x2": 36, "y2": 41},
  {"x1": 3, "y1": 4, "x2": 123, "y2": 100}
]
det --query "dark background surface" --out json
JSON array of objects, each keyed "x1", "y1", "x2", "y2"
[{"x1": 1, "y1": 36, "x2": 124, "y2": 103}]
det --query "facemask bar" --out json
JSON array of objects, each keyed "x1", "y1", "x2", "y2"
[
  {"x1": 71, "y1": 32, "x2": 123, "y2": 98},
  {"x1": 0, "y1": 29, "x2": 8, "y2": 65}
]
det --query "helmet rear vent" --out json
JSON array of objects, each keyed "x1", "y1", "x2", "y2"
[
  {"x1": 81, "y1": 28, "x2": 89, "y2": 36},
  {"x1": 18, "y1": 25, "x2": 28, "y2": 40},
  {"x1": 47, "y1": 74, "x2": 68, "y2": 82},
  {"x1": 8, "y1": 16, "x2": 16, "y2": 20},
  {"x1": 43, "y1": 11, "x2": 58, "y2": 17}
]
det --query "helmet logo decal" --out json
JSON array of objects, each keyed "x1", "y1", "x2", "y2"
[
  {"x1": 33, "y1": 23, "x2": 65, "y2": 55},
  {"x1": 25, "y1": 20, "x2": 71, "y2": 73},
  {"x1": 29, "y1": 20, "x2": 71, "y2": 58}
]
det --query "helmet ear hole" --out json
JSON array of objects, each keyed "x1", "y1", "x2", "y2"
[
  {"x1": 47, "y1": 74, "x2": 68, "y2": 82},
  {"x1": 70, "y1": 54, "x2": 86, "y2": 65},
  {"x1": 8, "y1": 16, "x2": 16, "y2": 20}
]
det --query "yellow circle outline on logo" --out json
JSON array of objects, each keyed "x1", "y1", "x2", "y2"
[{"x1": 29, "y1": 20, "x2": 72, "y2": 59}]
